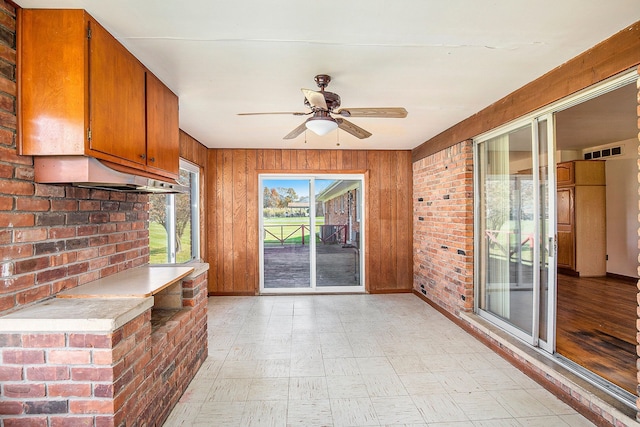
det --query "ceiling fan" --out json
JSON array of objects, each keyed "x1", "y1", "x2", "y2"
[{"x1": 238, "y1": 74, "x2": 408, "y2": 140}]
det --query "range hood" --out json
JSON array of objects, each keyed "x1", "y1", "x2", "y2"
[{"x1": 33, "y1": 156, "x2": 188, "y2": 194}]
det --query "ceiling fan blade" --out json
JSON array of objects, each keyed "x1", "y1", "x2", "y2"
[
  {"x1": 301, "y1": 88, "x2": 328, "y2": 110},
  {"x1": 283, "y1": 122, "x2": 308, "y2": 140},
  {"x1": 336, "y1": 107, "x2": 408, "y2": 118},
  {"x1": 237, "y1": 111, "x2": 307, "y2": 116},
  {"x1": 336, "y1": 118, "x2": 372, "y2": 139}
]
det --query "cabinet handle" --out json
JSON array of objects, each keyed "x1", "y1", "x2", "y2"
[
  {"x1": 149, "y1": 157, "x2": 155, "y2": 162},
  {"x1": 140, "y1": 154, "x2": 146, "y2": 160}
]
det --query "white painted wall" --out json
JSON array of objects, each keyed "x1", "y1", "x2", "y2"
[{"x1": 594, "y1": 139, "x2": 638, "y2": 278}]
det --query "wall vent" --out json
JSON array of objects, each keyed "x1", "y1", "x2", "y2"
[{"x1": 584, "y1": 145, "x2": 623, "y2": 160}]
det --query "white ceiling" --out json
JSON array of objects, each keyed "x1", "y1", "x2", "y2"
[{"x1": 14, "y1": 0, "x2": 640, "y2": 150}]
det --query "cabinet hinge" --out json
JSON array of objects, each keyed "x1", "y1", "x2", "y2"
[
  {"x1": 87, "y1": 26, "x2": 92, "y2": 39},
  {"x1": 87, "y1": 128, "x2": 92, "y2": 141}
]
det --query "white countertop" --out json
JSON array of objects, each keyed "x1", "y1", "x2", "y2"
[
  {"x1": 57, "y1": 265, "x2": 195, "y2": 298},
  {"x1": 0, "y1": 297, "x2": 153, "y2": 332}
]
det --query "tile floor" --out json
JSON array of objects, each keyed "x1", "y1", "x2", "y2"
[{"x1": 164, "y1": 294, "x2": 594, "y2": 426}]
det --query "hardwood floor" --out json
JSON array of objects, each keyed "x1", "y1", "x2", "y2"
[{"x1": 556, "y1": 274, "x2": 637, "y2": 395}]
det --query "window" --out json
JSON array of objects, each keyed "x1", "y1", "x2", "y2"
[{"x1": 149, "y1": 159, "x2": 200, "y2": 264}]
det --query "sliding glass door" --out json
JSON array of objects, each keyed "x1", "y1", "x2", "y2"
[
  {"x1": 259, "y1": 174, "x2": 364, "y2": 293},
  {"x1": 475, "y1": 116, "x2": 555, "y2": 349}
]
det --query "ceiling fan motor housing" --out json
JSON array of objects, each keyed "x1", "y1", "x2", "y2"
[{"x1": 304, "y1": 91, "x2": 341, "y2": 111}]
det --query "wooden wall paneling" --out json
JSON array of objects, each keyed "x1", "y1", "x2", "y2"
[
  {"x1": 246, "y1": 150, "x2": 259, "y2": 293},
  {"x1": 396, "y1": 151, "x2": 412, "y2": 287},
  {"x1": 307, "y1": 150, "x2": 319, "y2": 170},
  {"x1": 412, "y1": 21, "x2": 640, "y2": 162},
  {"x1": 206, "y1": 148, "x2": 412, "y2": 295},
  {"x1": 281, "y1": 149, "x2": 292, "y2": 170},
  {"x1": 221, "y1": 150, "x2": 235, "y2": 292},
  {"x1": 206, "y1": 149, "x2": 219, "y2": 292},
  {"x1": 367, "y1": 151, "x2": 382, "y2": 292},
  {"x1": 232, "y1": 150, "x2": 249, "y2": 292},
  {"x1": 357, "y1": 151, "x2": 368, "y2": 170},
  {"x1": 318, "y1": 150, "x2": 331, "y2": 170},
  {"x1": 296, "y1": 150, "x2": 307, "y2": 170},
  {"x1": 380, "y1": 151, "x2": 396, "y2": 289}
]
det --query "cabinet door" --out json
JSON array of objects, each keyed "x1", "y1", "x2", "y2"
[
  {"x1": 556, "y1": 162, "x2": 574, "y2": 186},
  {"x1": 556, "y1": 187, "x2": 575, "y2": 270},
  {"x1": 146, "y1": 72, "x2": 179, "y2": 177},
  {"x1": 88, "y1": 20, "x2": 146, "y2": 165}
]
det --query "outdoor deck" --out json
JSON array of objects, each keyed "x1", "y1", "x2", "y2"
[{"x1": 263, "y1": 243, "x2": 360, "y2": 288}]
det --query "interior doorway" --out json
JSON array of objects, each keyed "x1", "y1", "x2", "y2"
[
  {"x1": 553, "y1": 80, "x2": 638, "y2": 398},
  {"x1": 259, "y1": 174, "x2": 365, "y2": 293}
]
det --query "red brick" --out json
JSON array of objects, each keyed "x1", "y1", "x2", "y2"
[
  {"x1": 65, "y1": 187, "x2": 90, "y2": 200},
  {"x1": 0, "y1": 273, "x2": 35, "y2": 293},
  {"x1": 51, "y1": 199, "x2": 78, "y2": 211},
  {"x1": 4, "y1": 383, "x2": 46, "y2": 398},
  {"x1": 68, "y1": 333, "x2": 111, "y2": 349},
  {"x1": 51, "y1": 277, "x2": 78, "y2": 294},
  {"x1": 2, "y1": 349, "x2": 44, "y2": 365},
  {"x1": 16, "y1": 197, "x2": 51, "y2": 212},
  {"x1": 14, "y1": 166, "x2": 34, "y2": 181},
  {"x1": 71, "y1": 366, "x2": 114, "y2": 382},
  {"x1": 26, "y1": 365, "x2": 69, "y2": 380},
  {"x1": 76, "y1": 248, "x2": 99, "y2": 261},
  {"x1": 14, "y1": 257, "x2": 49, "y2": 274},
  {"x1": 50, "y1": 252, "x2": 77, "y2": 267},
  {"x1": 69, "y1": 399, "x2": 114, "y2": 414},
  {"x1": 16, "y1": 284, "x2": 51, "y2": 305},
  {"x1": 34, "y1": 183, "x2": 65, "y2": 198},
  {"x1": 36, "y1": 266, "x2": 67, "y2": 284},
  {"x1": 50, "y1": 417, "x2": 95, "y2": 427},
  {"x1": 47, "y1": 383, "x2": 91, "y2": 398},
  {"x1": 0, "y1": 400, "x2": 23, "y2": 415},
  {"x1": 4, "y1": 418, "x2": 48, "y2": 427},
  {"x1": 48, "y1": 226, "x2": 76, "y2": 239},
  {"x1": 0, "y1": 194, "x2": 12, "y2": 209},
  {"x1": 48, "y1": 349, "x2": 91, "y2": 365},
  {"x1": 13, "y1": 227, "x2": 48, "y2": 242},
  {"x1": 92, "y1": 350, "x2": 113, "y2": 365},
  {"x1": 23, "y1": 333, "x2": 65, "y2": 348},
  {"x1": 0, "y1": 365, "x2": 22, "y2": 380},
  {"x1": 0, "y1": 211, "x2": 34, "y2": 227},
  {"x1": 0, "y1": 180, "x2": 34, "y2": 196},
  {"x1": 94, "y1": 383, "x2": 114, "y2": 398}
]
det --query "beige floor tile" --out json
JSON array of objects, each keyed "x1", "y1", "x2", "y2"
[
  {"x1": 330, "y1": 397, "x2": 379, "y2": 426},
  {"x1": 164, "y1": 295, "x2": 596, "y2": 427},
  {"x1": 239, "y1": 400, "x2": 288, "y2": 427},
  {"x1": 371, "y1": 396, "x2": 426, "y2": 425},
  {"x1": 247, "y1": 378, "x2": 290, "y2": 401},
  {"x1": 289, "y1": 376, "x2": 329, "y2": 400},
  {"x1": 326, "y1": 375, "x2": 369, "y2": 398},
  {"x1": 286, "y1": 399, "x2": 333, "y2": 427},
  {"x1": 411, "y1": 393, "x2": 469, "y2": 423},
  {"x1": 363, "y1": 373, "x2": 408, "y2": 397}
]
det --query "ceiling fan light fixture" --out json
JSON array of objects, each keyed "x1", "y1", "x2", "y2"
[{"x1": 305, "y1": 116, "x2": 338, "y2": 136}]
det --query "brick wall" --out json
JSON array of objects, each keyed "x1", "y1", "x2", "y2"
[
  {"x1": 0, "y1": 269, "x2": 209, "y2": 426},
  {"x1": 412, "y1": 140, "x2": 474, "y2": 314},
  {"x1": 324, "y1": 190, "x2": 360, "y2": 237},
  {"x1": 0, "y1": 2, "x2": 149, "y2": 316}
]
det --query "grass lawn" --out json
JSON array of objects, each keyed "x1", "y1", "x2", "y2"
[{"x1": 149, "y1": 222, "x2": 192, "y2": 264}]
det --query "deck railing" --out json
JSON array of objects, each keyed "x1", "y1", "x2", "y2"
[{"x1": 263, "y1": 224, "x2": 347, "y2": 245}]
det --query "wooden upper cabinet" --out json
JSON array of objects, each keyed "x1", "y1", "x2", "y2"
[
  {"x1": 146, "y1": 72, "x2": 179, "y2": 176},
  {"x1": 18, "y1": 9, "x2": 180, "y2": 181},
  {"x1": 88, "y1": 20, "x2": 146, "y2": 166}
]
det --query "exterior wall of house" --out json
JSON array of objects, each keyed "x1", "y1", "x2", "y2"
[
  {"x1": 413, "y1": 141, "x2": 474, "y2": 314},
  {"x1": 324, "y1": 189, "x2": 360, "y2": 244},
  {"x1": 207, "y1": 149, "x2": 413, "y2": 294}
]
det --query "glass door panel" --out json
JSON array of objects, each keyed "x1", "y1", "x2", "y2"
[
  {"x1": 478, "y1": 124, "x2": 535, "y2": 337},
  {"x1": 315, "y1": 179, "x2": 362, "y2": 287},
  {"x1": 262, "y1": 178, "x2": 312, "y2": 289}
]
